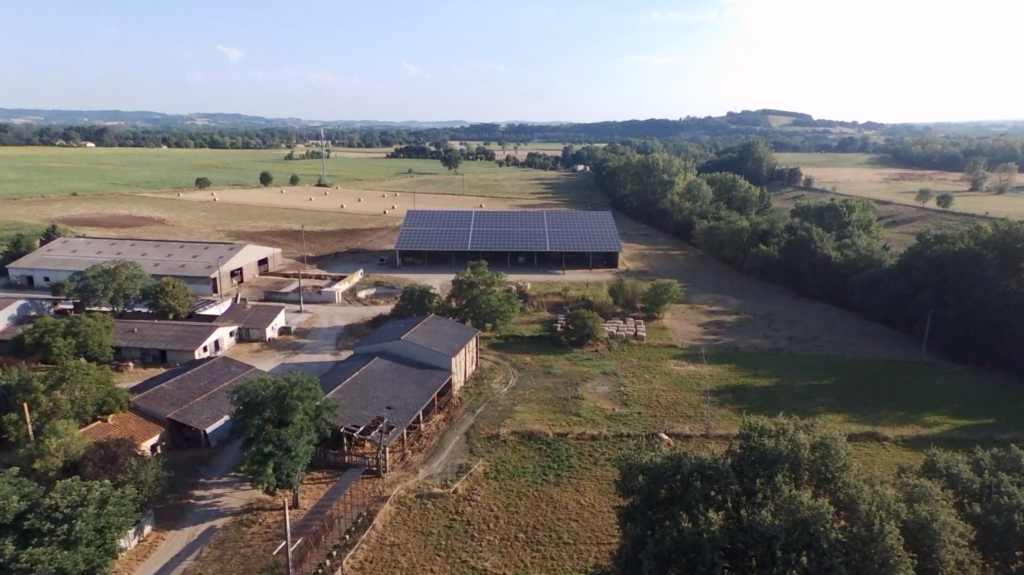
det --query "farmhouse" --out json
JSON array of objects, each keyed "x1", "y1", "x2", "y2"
[
  {"x1": 214, "y1": 301, "x2": 286, "y2": 342},
  {"x1": 114, "y1": 319, "x2": 238, "y2": 365},
  {"x1": 353, "y1": 314, "x2": 480, "y2": 392},
  {"x1": 131, "y1": 356, "x2": 263, "y2": 447},
  {"x1": 318, "y1": 354, "x2": 454, "y2": 473},
  {"x1": 80, "y1": 411, "x2": 166, "y2": 455},
  {"x1": 6, "y1": 236, "x2": 283, "y2": 296},
  {"x1": 393, "y1": 209, "x2": 622, "y2": 269}
]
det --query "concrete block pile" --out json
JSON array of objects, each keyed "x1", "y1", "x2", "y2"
[{"x1": 603, "y1": 317, "x2": 646, "y2": 341}]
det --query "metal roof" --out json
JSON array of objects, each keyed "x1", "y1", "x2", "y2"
[
  {"x1": 132, "y1": 356, "x2": 264, "y2": 430},
  {"x1": 114, "y1": 320, "x2": 235, "y2": 352},
  {"x1": 353, "y1": 314, "x2": 479, "y2": 358},
  {"x1": 214, "y1": 303, "x2": 286, "y2": 330},
  {"x1": 319, "y1": 354, "x2": 452, "y2": 446},
  {"x1": 394, "y1": 210, "x2": 623, "y2": 253},
  {"x1": 5, "y1": 236, "x2": 279, "y2": 278}
]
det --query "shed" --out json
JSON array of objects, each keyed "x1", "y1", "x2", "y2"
[
  {"x1": 353, "y1": 314, "x2": 480, "y2": 393},
  {"x1": 114, "y1": 320, "x2": 238, "y2": 365},
  {"x1": 214, "y1": 301, "x2": 286, "y2": 342},
  {"x1": 131, "y1": 356, "x2": 264, "y2": 447},
  {"x1": 79, "y1": 412, "x2": 166, "y2": 455}
]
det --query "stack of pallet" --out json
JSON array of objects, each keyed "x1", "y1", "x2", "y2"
[{"x1": 603, "y1": 317, "x2": 647, "y2": 341}]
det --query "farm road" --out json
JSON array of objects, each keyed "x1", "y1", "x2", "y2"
[{"x1": 132, "y1": 303, "x2": 390, "y2": 575}]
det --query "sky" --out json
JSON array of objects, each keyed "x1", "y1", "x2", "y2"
[{"x1": 1, "y1": 0, "x2": 1020, "y2": 124}]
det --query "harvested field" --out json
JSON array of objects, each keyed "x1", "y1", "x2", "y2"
[
  {"x1": 231, "y1": 226, "x2": 399, "y2": 257},
  {"x1": 771, "y1": 186, "x2": 987, "y2": 251},
  {"x1": 56, "y1": 214, "x2": 168, "y2": 229},
  {"x1": 777, "y1": 153, "x2": 1024, "y2": 218}
]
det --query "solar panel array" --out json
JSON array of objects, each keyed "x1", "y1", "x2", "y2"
[{"x1": 394, "y1": 210, "x2": 623, "y2": 252}]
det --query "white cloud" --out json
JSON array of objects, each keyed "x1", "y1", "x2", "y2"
[
  {"x1": 650, "y1": 10, "x2": 720, "y2": 21},
  {"x1": 216, "y1": 45, "x2": 244, "y2": 62},
  {"x1": 401, "y1": 61, "x2": 419, "y2": 76}
]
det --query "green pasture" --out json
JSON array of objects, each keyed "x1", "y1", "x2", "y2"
[{"x1": 775, "y1": 152, "x2": 898, "y2": 168}]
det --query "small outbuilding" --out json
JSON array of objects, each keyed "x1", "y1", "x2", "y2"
[
  {"x1": 353, "y1": 314, "x2": 480, "y2": 393},
  {"x1": 79, "y1": 411, "x2": 166, "y2": 455},
  {"x1": 214, "y1": 301, "x2": 286, "y2": 342},
  {"x1": 114, "y1": 320, "x2": 238, "y2": 365},
  {"x1": 131, "y1": 356, "x2": 264, "y2": 447}
]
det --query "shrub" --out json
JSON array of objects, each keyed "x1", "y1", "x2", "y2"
[
  {"x1": 608, "y1": 276, "x2": 646, "y2": 311},
  {"x1": 641, "y1": 280, "x2": 683, "y2": 317},
  {"x1": 561, "y1": 309, "x2": 605, "y2": 347},
  {"x1": 289, "y1": 174, "x2": 300, "y2": 186},
  {"x1": 194, "y1": 177, "x2": 212, "y2": 190},
  {"x1": 936, "y1": 192, "x2": 955, "y2": 209},
  {"x1": 259, "y1": 171, "x2": 274, "y2": 187},
  {"x1": 587, "y1": 284, "x2": 615, "y2": 317}
]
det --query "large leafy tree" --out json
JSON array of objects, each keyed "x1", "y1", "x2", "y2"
[
  {"x1": 143, "y1": 276, "x2": 195, "y2": 319},
  {"x1": 991, "y1": 162, "x2": 1018, "y2": 194},
  {"x1": 1, "y1": 233, "x2": 39, "y2": 267},
  {"x1": 443, "y1": 260, "x2": 519, "y2": 330},
  {"x1": 20, "y1": 419, "x2": 90, "y2": 480},
  {"x1": 604, "y1": 417, "x2": 980, "y2": 575},
  {"x1": 0, "y1": 468, "x2": 43, "y2": 572},
  {"x1": 390, "y1": 283, "x2": 439, "y2": 319},
  {"x1": 13, "y1": 477, "x2": 138, "y2": 575},
  {"x1": 964, "y1": 156, "x2": 989, "y2": 191},
  {"x1": 230, "y1": 373, "x2": 336, "y2": 508},
  {"x1": 75, "y1": 438, "x2": 167, "y2": 511},
  {"x1": 440, "y1": 149, "x2": 463, "y2": 174},
  {"x1": 18, "y1": 314, "x2": 115, "y2": 364},
  {"x1": 67, "y1": 260, "x2": 154, "y2": 311}
]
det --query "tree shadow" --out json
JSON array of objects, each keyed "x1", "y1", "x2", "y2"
[{"x1": 686, "y1": 348, "x2": 1024, "y2": 437}]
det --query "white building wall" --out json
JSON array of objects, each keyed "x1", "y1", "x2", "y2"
[
  {"x1": 450, "y1": 335, "x2": 479, "y2": 393},
  {"x1": 6, "y1": 268, "x2": 75, "y2": 289}
]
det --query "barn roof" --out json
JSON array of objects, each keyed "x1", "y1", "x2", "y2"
[
  {"x1": 353, "y1": 314, "x2": 479, "y2": 358},
  {"x1": 80, "y1": 411, "x2": 165, "y2": 446},
  {"x1": 131, "y1": 356, "x2": 263, "y2": 430},
  {"x1": 214, "y1": 303, "x2": 286, "y2": 330},
  {"x1": 114, "y1": 320, "x2": 234, "y2": 351},
  {"x1": 319, "y1": 354, "x2": 452, "y2": 446},
  {"x1": 5, "y1": 236, "x2": 279, "y2": 278}
]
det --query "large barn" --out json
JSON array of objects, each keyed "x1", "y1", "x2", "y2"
[
  {"x1": 393, "y1": 210, "x2": 623, "y2": 269},
  {"x1": 6, "y1": 236, "x2": 283, "y2": 296}
]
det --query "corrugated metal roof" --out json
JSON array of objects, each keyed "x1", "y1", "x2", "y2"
[
  {"x1": 353, "y1": 314, "x2": 479, "y2": 358},
  {"x1": 80, "y1": 411, "x2": 164, "y2": 446},
  {"x1": 5, "y1": 236, "x2": 278, "y2": 278},
  {"x1": 319, "y1": 354, "x2": 452, "y2": 446},
  {"x1": 214, "y1": 303, "x2": 286, "y2": 330},
  {"x1": 132, "y1": 356, "x2": 264, "y2": 430},
  {"x1": 114, "y1": 320, "x2": 234, "y2": 351}
]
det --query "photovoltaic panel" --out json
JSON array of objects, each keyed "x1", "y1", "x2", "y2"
[{"x1": 394, "y1": 210, "x2": 622, "y2": 253}]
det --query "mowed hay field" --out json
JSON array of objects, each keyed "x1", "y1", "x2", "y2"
[
  {"x1": 0, "y1": 146, "x2": 603, "y2": 203},
  {"x1": 350, "y1": 299, "x2": 1024, "y2": 575},
  {"x1": 778, "y1": 152, "x2": 1024, "y2": 218}
]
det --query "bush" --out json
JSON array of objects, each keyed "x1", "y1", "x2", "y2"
[
  {"x1": 608, "y1": 276, "x2": 646, "y2": 311},
  {"x1": 641, "y1": 280, "x2": 683, "y2": 317},
  {"x1": 259, "y1": 171, "x2": 273, "y2": 187},
  {"x1": 391, "y1": 284, "x2": 439, "y2": 319},
  {"x1": 289, "y1": 174, "x2": 300, "y2": 186},
  {"x1": 587, "y1": 284, "x2": 615, "y2": 317},
  {"x1": 194, "y1": 177, "x2": 212, "y2": 190},
  {"x1": 936, "y1": 192, "x2": 955, "y2": 209},
  {"x1": 561, "y1": 309, "x2": 605, "y2": 347}
]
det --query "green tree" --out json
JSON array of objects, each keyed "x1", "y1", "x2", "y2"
[
  {"x1": 698, "y1": 137, "x2": 777, "y2": 186},
  {"x1": 288, "y1": 174, "x2": 300, "y2": 186},
  {"x1": 1, "y1": 233, "x2": 39, "y2": 267},
  {"x1": 259, "y1": 171, "x2": 274, "y2": 187},
  {"x1": 20, "y1": 419, "x2": 89, "y2": 480},
  {"x1": 13, "y1": 477, "x2": 138, "y2": 575},
  {"x1": 604, "y1": 417, "x2": 981, "y2": 575},
  {"x1": 440, "y1": 150, "x2": 463, "y2": 174},
  {"x1": 442, "y1": 261, "x2": 520, "y2": 330},
  {"x1": 75, "y1": 438, "x2": 167, "y2": 511},
  {"x1": 143, "y1": 277, "x2": 195, "y2": 319},
  {"x1": 936, "y1": 192, "x2": 956, "y2": 209},
  {"x1": 230, "y1": 373, "x2": 336, "y2": 508},
  {"x1": 391, "y1": 284, "x2": 439, "y2": 319},
  {"x1": 49, "y1": 278, "x2": 74, "y2": 298},
  {"x1": 641, "y1": 279, "x2": 682, "y2": 317},
  {"x1": 66, "y1": 260, "x2": 153, "y2": 311},
  {"x1": 18, "y1": 314, "x2": 115, "y2": 364},
  {"x1": 802, "y1": 174, "x2": 816, "y2": 187},
  {"x1": 915, "y1": 187, "x2": 935, "y2": 205},
  {"x1": 608, "y1": 276, "x2": 646, "y2": 312},
  {"x1": 991, "y1": 162, "x2": 1018, "y2": 194},
  {"x1": 194, "y1": 177, "x2": 212, "y2": 190},
  {"x1": 40, "y1": 223, "x2": 71, "y2": 246},
  {"x1": 0, "y1": 468, "x2": 43, "y2": 572},
  {"x1": 964, "y1": 157, "x2": 988, "y2": 191},
  {"x1": 561, "y1": 309, "x2": 604, "y2": 347}
]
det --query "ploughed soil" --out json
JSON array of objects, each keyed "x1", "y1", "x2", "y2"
[{"x1": 56, "y1": 214, "x2": 169, "y2": 229}]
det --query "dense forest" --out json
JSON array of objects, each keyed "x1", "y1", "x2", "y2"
[{"x1": 592, "y1": 138, "x2": 1024, "y2": 377}]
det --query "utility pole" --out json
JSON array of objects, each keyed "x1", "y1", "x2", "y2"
[
  {"x1": 22, "y1": 402, "x2": 34, "y2": 442},
  {"x1": 376, "y1": 406, "x2": 392, "y2": 477},
  {"x1": 284, "y1": 499, "x2": 293, "y2": 575},
  {"x1": 216, "y1": 256, "x2": 224, "y2": 303},
  {"x1": 297, "y1": 227, "x2": 305, "y2": 314},
  {"x1": 319, "y1": 128, "x2": 328, "y2": 186},
  {"x1": 301, "y1": 224, "x2": 308, "y2": 269},
  {"x1": 701, "y1": 345, "x2": 712, "y2": 436}
]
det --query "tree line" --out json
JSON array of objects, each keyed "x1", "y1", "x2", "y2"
[
  {"x1": 886, "y1": 135, "x2": 1024, "y2": 172},
  {"x1": 592, "y1": 137, "x2": 1024, "y2": 376}
]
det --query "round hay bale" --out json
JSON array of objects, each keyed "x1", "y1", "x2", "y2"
[
  {"x1": 280, "y1": 189, "x2": 286, "y2": 193},
  {"x1": 324, "y1": 191, "x2": 330, "y2": 195},
  {"x1": 395, "y1": 193, "x2": 400, "y2": 197},
  {"x1": 335, "y1": 185, "x2": 340, "y2": 189},
  {"x1": 479, "y1": 203, "x2": 485, "y2": 208},
  {"x1": 213, "y1": 197, "x2": 218, "y2": 202},
  {"x1": 383, "y1": 209, "x2": 389, "y2": 215},
  {"x1": 340, "y1": 204, "x2": 346, "y2": 208},
  {"x1": 358, "y1": 198, "x2": 363, "y2": 202},
  {"x1": 309, "y1": 197, "x2": 314, "y2": 201},
  {"x1": 177, "y1": 193, "x2": 182, "y2": 197},
  {"x1": 391, "y1": 204, "x2": 397, "y2": 209},
  {"x1": 210, "y1": 192, "x2": 216, "y2": 196}
]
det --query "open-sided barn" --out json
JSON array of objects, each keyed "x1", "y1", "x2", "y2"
[
  {"x1": 393, "y1": 210, "x2": 623, "y2": 269},
  {"x1": 6, "y1": 236, "x2": 283, "y2": 295}
]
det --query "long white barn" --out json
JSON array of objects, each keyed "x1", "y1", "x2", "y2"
[{"x1": 6, "y1": 236, "x2": 283, "y2": 296}]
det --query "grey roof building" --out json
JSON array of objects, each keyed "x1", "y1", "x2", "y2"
[
  {"x1": 114, "y1": 320, "x2": 239, "y2": 365},
  {"x1": 6, "y1": 236, "x2": 283, "y2": 296},
  {"x1": 214, "y1": 302, "x2": 287, "y2": 342},
  {"x1": 131, "y1": 356, "x2": 264, "y2": 447}
]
